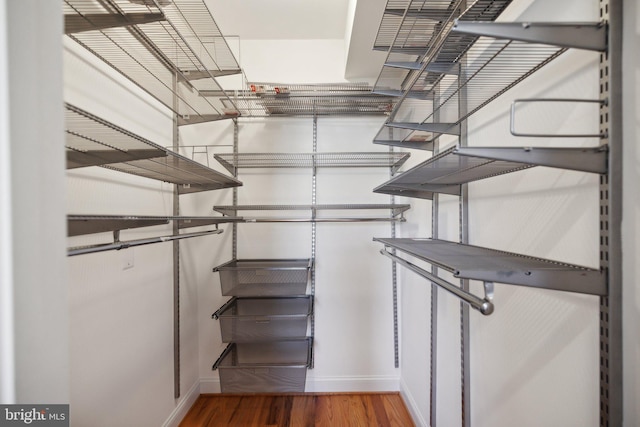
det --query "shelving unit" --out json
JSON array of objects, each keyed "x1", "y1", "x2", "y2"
[
  {"x1": 371, "y1": 0, "x2": 621, "y2": 426},
  {"x1": 64, "y1": 0, "x2": 241, "y2": 125},
  {"x1": 370, "y1": 0, "x2": 607, "y2": 150},
  {"x1": 64, "y1": 0, "x2": 244, "y2": 398}
]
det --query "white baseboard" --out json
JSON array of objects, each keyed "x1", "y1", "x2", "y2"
[
  {"x1": 161, "y1": 380, "x2": 201, "y2": 427},
  {"x1": 304, "y1": 375, "x2": 400, "y2": 393},
  {"x1": 199, "y1": 375, "x2": 399, "y2": 394},
  {"x1": 399, "y1": 377, "x2": 427, "y2": 427},
  {"x1": 199, "y1": 377, "x2": 221, "y2": 394}
]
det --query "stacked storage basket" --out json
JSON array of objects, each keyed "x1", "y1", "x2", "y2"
[{"x1": 212, "y1": 259, "x2": 313, "y2": 393}]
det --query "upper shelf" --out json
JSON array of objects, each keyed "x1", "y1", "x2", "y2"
[
  {"x1": 68, "y1": 214, "x2": 242, "y2": 237},
  {"x1": 373, "y1": 0, "x2": 514, "y2": 94},
  {"x1": 65, "y1": 103, "x2": 242, "y2": 193},
  {"x1": 372, "y1": 0, "x2": 607, "y2": 148},
  {"x1": 374, "y1": 237, "x2": 605, "y2": 295},
  {"x1": 232, "y1": 82, "x2": 396, "y2": 117},
  {"x1": 214, "y1": 152, "x2": 411, "y2": 174},
  {"x1": 374, "y1": 144, "x2": 607, "y2": 200},
  {"x1": 64, "y1": 0, "x2": 241, "y2": 125}
]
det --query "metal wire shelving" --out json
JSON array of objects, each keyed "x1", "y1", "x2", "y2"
[
  {"x1": 374, "y1": 238, "x2": 605, "y2": 295},
  {"x1": 231, "y1": 83, "x2": 397, "y2": 117},
  {"x1": 65, "y1": 103, "x2": 242, "y2": 193},
  {"x1": 374, "y1": 144, "x2": 608, "y2": 199},
  {"x1": 64, "y1": 0, "x2": 241, "y2": 125},
  {"x1": 214, "y1": 152, "x2": 410, "y2": 174},
  {"x1": 371, "y1": 0, "x2": 606, "y2": 148}
]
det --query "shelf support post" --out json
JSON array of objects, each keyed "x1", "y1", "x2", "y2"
[
  {"x1": 599, "y1": 0, "x2": 623, "y2": 425},
  {"x1": 172, "y1": 72, "x2": 181, "y2": 400}
]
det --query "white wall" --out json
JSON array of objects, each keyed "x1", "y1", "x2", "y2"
[
  {"x1": 396, "y1": 0, "x2": 616, "y2": 425},
  {"x1": 0, "y1": 0, "x2": 68, "y2": 404},
  {"x1": 63, "y1": 36, "x2": 225, "y2": 425}
]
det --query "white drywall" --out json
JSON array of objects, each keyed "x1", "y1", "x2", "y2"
[
  {"x1": 0, "y1": 0, "x2": 69, "y2": 404},
  {"x1": 64, "y1": 36, "x2": 214, "y2": 425}
]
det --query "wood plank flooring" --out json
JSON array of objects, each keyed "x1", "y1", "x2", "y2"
[{"x1": 179, "y1": 393, "x2": 415, "y2": 427}]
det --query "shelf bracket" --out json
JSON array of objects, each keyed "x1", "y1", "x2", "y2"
[
  {"x1": 453, "y1": 145, "x2": 608, "y2": 174},
  {"x1": 180, "y1": 69, "x2": 242, "y2": 81},
  {"x1": 65, "y1": 13, "x2": 166, "y2": 34},
  {"x1": 373, "y1": 89, "x2": 435, "y2": 101},
  {"x1": 385, "y1": 62, "x2": 459, "y2": 75},
  {"x1": 452, "y1": 21, "x2": 607, "y2": 51},
  {"x1": 178, "y1": 114, "x2": 235, "y2": 126},
  {"x1": 373, "y1": 138, "x2": 435, "y2": 151},
  {"x1": 386, "y1": 122, "x2": 461, "y2": 136}
]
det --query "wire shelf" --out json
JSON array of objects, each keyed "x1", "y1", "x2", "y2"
[
  {"x1": 230, "y1": 83, "x2": 396, "y2": 117},
  {"x1": 374, "y1": 238, "x2": 605, "y2": 295},
  {"x1": 373, "y1": 144, "x2": 607, "y2": 199},
  {"x1": 214, "y1": 152, "x2": 411, "y2": 173},
  {"x1": 64, "y1": 0, "x2": 241, "y2": 124},
  {"x1": 65, "y1": 104, "x2": 242, "y2": 193},
  {"x1": 373, "y1": 0, "x2": 512, "y2": 93},
  {"x1": 67, "y1": 214, "x2": 241, "y2": 236}
]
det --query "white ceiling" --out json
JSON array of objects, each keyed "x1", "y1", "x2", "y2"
[
  {"x1": 204, "y1": 0, "x2": 388, "y2": 83},
  {"x1": 204, "y1": 0, "x2": 351, "y2": 40}
]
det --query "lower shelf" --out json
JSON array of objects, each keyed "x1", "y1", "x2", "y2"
[{"x1": 213, "y1": 339, "x2": 312, "y2": 393}]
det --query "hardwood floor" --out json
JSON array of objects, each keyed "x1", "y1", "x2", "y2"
[{"x1": 179, "y1": 393, "x2": 415, "y2": 426}]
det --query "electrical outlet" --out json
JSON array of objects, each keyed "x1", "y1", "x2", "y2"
[{"x1": 122, "y1": 249, "x2": 134, "y2": 270}]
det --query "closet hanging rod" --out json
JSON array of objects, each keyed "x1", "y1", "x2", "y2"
[
  {"x1": 380, "y1": 249, "x2": 494, "y2": 315},
  {"x1": 67, "y1": 229, "x2": 223, "y2": 256}
]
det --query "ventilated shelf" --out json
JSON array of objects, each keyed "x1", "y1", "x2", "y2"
[
  {"x1": 67, "y1": 214, "x2": 242, "y2": 237},
  {"x1": 374, "y1": 145, "x2": 607, "y2": 200},
  {"x1": 214, "y1": 152, "x2": 410, "y2": 174},
  {"x1": 373, "y1": 2, "x2": 606, "y2": 149},
  {"x1": 65, "y1": 104, "x2": 241, "y2": 193},
  {"x1": 373, "y1": 0, "x2": 513, "y2": 94},
  {"x1": 231, "y1": 82, "x2": 396, "y2": 117},
  {"x1": 64, "y1": 0, "x2": 241, "y2": 124},
  {"x1": 374, "y1": 238, "x2": 605, "y2": 295}
]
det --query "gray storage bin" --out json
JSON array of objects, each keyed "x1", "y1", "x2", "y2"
[
  {"x1": 213, "y1": 339, "x2": 311, "y2": 393},
  {"x1": 213, "y1": 296, "x2": 313, "y2": 342},
  {"x1": 213, "y1": 259, "x2": 312, "y2": 296}
]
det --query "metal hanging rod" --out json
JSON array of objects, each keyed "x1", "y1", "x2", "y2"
[
  {"x1": 67, "y1": 228, "x2": 223, "y2": 256},
  {"x1": 380, "y1": 248, "x2": 494, "y2": 315}
]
